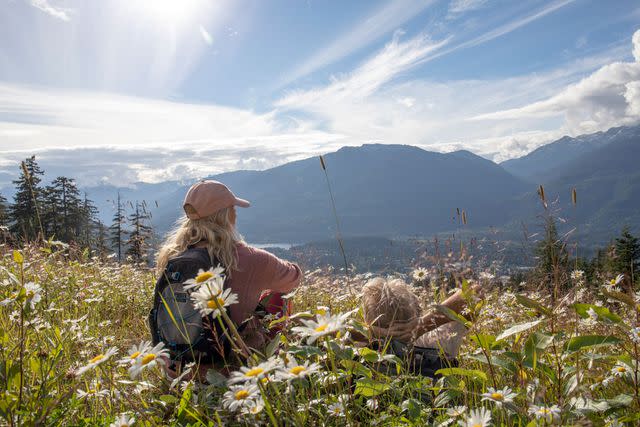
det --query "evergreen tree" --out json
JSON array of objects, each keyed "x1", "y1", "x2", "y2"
[
  {"x1": 0, "y1": 192, "x2": 8, "y2": 227},
  {"x1": 534, "y1": 215, "x2": 569, "y2": 292},
  {"x1": 77, "y1": 193, "x2": 99, "y2": 249},
  {"x1": 612, "y1": 226, "x2": 640, "y2": 285},
  {"x1": 10, "y1": 156, "x2": 44, "y2": 241},
  {"x1": 126, "y1": 201, "x2": 153, "y2": 264},
  {"x1": 95, "y1": 221, "x2": 110, "y2": 260},
  {"x1": 109, "y1": 192, "x2": 127, "y2": 262}
]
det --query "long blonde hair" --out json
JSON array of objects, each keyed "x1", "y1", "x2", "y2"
[{"x1": 155, "y1": 207, "x2": 243, "y2": 275}]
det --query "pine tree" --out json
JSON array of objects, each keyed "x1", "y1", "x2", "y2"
[
  {"x1": 612, "y1": 226, "x2": 640, "y2": 285},
  {"x1": 10, "y1": 156, "x2": 44, "y2": 241},
  {"x1": 126, "y1": 201, "x2": 153, "y2": 264},
  {"x1": 0, "y1": 192, "x2": 8, "y2": 227},
  {"x1": 95, "y1": 221, "x2": 110, "y2": 260},
  {"x1": 76, "y1": 193, "x2": 99, "y2": 249},
  {"x1": 535, "y1": 215, "x2": 569, "y2": 291},
  {"x1": 109, "y1": 192, "x2": 127, "y2": 262}
]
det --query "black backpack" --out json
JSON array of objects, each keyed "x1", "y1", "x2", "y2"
[
  {"x1": 375, "y1": 339, "x2": 459, "y2": 378},
  {"x1": 148, "y1": 247, "x2": 238, "y2": 363}
]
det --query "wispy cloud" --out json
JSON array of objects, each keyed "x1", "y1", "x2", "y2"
[
  {"x1": 471, "y1": 30, "x2": 640, "y2": 135},
  {"x1": 447, "y1": 0, "x2": 487, "y2": 18},
  {"x1": 27, "y1": 0, "x2": 71, "y2": 21},
  {"x1": 276, "y1": 0, "x2": 437, "y2": 89}
]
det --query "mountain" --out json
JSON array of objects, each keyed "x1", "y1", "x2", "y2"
[
  {"x1": 499, "y1": 126, "x2": 637, "y2": 182},
  {"x1": 154, "y1": 144, "x2": 530, "y2": 242}
]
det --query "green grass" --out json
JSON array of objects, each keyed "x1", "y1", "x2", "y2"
[{"x1": 1, "y1": 245, "x2": 638, "y2": 426}]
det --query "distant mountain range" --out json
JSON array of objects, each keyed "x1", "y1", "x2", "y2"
[{"x1": 78, "y1": 124, "x2": 640, "y2": 247}]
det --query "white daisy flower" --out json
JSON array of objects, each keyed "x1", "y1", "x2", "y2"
[
  {"x1": 458, "y1": 407, "x2": 491, "y2": 427},
  {"x1": 412, "y1": 268, "x2": 429, "y2": 282},
  {"x1": 586, "y1": 308, "x2": 599, "y2": 322},
  {"x1": 275, "y1": 358, "x2": 321, "y2": 382},
  {"x1": 570, "y1": 270, "x2": 584, "y2": 281},
  {"x1": 128, "y1": 342, "x2": 170, "y2": 379},
  {"x1": 227, "y1": 360, "x2": 278, "y2": 385},
  {"x1": 481, "y1": 386, "x2": 517, "y2": 407},
  {"x1": 109, "y1": 413, "x2": 135, "y2": 427},
  {"x1": 241, "y1": 400, "x2": 265, "y2": 415},
  {"x1": 604, "y1": 274, "x2": 625, "y2": 291},
  {"x1": 446, "y1": 405, "x2": 467, "y2": 417},
  {"x1": 528, "y1": 404, "x2": 561, "y2": 423},
  {"x1": 183, "y1": 266, "x2": 226, "y2": 290},
  {"x1": 221, "y1": 384, "x2": 260, "y2": 412},
  {"x1": 366, "y1": 398, "x2": 379, "y2": 411},
  {"x1": 75, "y1": 347, "x2": 118, "y2": 376},
  {"x1": 611, "y1": 361, "x2": 633, "y2": 378},
  {"x1": 630, "y1": 327, "x2": 640, "y2": 344},
  {"x1": 327, "y1": 401, "x2": 345, "y2": 417},
  {"x1": 118, "y1": 341, "x2": 152, "y2": 365},
  {"x1": 190, "y1": 283, "x2": 238, "y2": 318},
  {"x1": 76, "y1": 379, "x2": 110, "y2": 399},
  {"x1": 291, "y1": 311, "x2": 351, "y2": 344}
]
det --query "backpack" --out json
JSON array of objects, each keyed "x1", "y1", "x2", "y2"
[
  {"x1": 374, "y1": 339, "x2": 458, "y2": 378},
  {"x1": 148, "y1": 247, "x2": 238, "y2": 363}
]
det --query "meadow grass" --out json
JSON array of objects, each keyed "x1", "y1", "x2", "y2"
[{"x1": 1, "y1": 244, "x2": 638, "y2": 426}]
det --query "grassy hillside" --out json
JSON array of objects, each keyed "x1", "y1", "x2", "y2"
[{"x1": 1, "y1": 244, "x2": 639, "y2": 425}]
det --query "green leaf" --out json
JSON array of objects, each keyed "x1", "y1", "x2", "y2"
[
  {"x1": 602, "y1": 289, "x2": 636, "y2": 307},
  {"x1": 496, "y1": 319, "x2": 543, "y2": 342},
  {"x1": 515, "y1": 295, "x2": 551, "y2": 316},
  {"x1": 470, "y1": 334, "x2": 496, "y2": 349},
  {"x1": 565, "y1": 335, "x2": 621, "y2": 353},
  {"x1": 354, "y1": 378, "x2": 391, "y2": 397},
  {"x1": 435, "y1": 305, "x2": 471, "y2": 328},
  {"x1": 573, "y1": 304, "x2": 622, "y2": 324},
  {"x1": 435, "y1": 367, "x2": 487, "y2": 382},
  {"x1": 159, "y1": 394, "x2": 179, "y2": 404},
  {"x1": 358, "y1": 347, "x2": 381, "y2": 363},
  {"x1": 12, "y1": 250, "x2": 23, "y2": 265}
]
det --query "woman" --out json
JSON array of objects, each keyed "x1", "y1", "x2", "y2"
[
  {"x1": 361, "y1": 278, "x2": 480, "y2": 377},
  {"x1": 156, "y1": 180, "x2": 302, "y2": 358}
]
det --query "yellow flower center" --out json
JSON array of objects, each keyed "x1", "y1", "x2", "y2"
[
  {"x1": 472, "y1": 424, "x2": 482, "y2": 427},
  {"x1": 142, "y1": 353, "x2": 156, "y2": 365},
  {"x1": 539, "y1": 408, "x2": 550, "y2": 414},
  {"x1": 196, "y1": 272, "x2": 214, "y2": 283},
  {"x1": 89, "y1": 354, "x2": 104, "y2": 364},
  {"x1": 315, "y1": 309, "x2": 327, "y2": 315},
  {"x1": 245, "y1": 367, "x2": 264, "y2": 377},
  {"x1": 610, "y1": 279, "x2": 616, "y2": 285},
  {"x1": 261, "y1": 377, "x2": 269, "y2": 384},
  {"x1": 617, "y1": 366, "x2": 626, "y2": 372},
  {"x1": 315, "y1": 324, "x2": 328, "y2": 332},
  {"x1": 235, "y1": 390, "x2": 250, "y2": 400},
  {"x1": 491, "y1": 392, "x2": 504, "y2": 400},
  {"x1": 207, "y1": 297, "x2": 226, "y2": 309},
  {"x1": 290, "y1": 366, "x2": 306, "y2": 375},
  {"x1": 130, "y1": 351, "x2": 141, "y2": 359}
]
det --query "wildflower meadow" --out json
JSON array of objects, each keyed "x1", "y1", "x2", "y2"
[{"x1": 1, "y1": 243, "x2": 639, "y2": 426}]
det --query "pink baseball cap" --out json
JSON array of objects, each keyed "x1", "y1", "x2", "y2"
[{"x1": 183, "y1": 180, "x2": 250, "y2": 220}]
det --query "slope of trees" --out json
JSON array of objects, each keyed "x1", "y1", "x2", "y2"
[{"x1": 1, "y1": 156, "x2": 155, "y2": 264}]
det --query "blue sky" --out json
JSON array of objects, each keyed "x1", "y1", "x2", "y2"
[{"x1": 0, "y1": 0, "x2": 639, "y2": 187}]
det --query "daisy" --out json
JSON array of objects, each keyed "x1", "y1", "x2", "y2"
[
  {"x1": 275, "y1": 359, "x2": 321, "y2": 382},
  {"x1": 481, "y1": 386, "x2": 517, "y2": 407},
  {"x1": 191, "y1": 284, "x2": 238, "y2": 318},
  {"x1": 118, "y1": 341, "x2": 152, "y2": 365},
  {"x1": 227, "y1": 360, "x2": 278, "y2": 385},
  {"x1": 128, "y1": 342, "x2": 170, "y2": 379},
  {"x1": 570, "y1": 270, "x2": 584, "y2": 281},
  {"x1": 604, "y1": 274, "x2": 625, "y2": 291},
  {"x1": 611, "y1": 361, "x2": 633, "y2": 378},
  {"x1": 291, "y1": 311, "x2": 351, "y2": 344},
  {"x1": 528, "y1": 405, "x2": 561, "y2": 423},
  {"x1": 75, "y1": 347, "x2": 118, "y2": 376},
  {"x1": 366, "y1": 398, "x2": 379, "y2": 411},
  {"x1": 109, "y1": 413, "x2": 135, "y2": 427},
  {"x1": 241, "y1": 399, "x2": 265, "y2": 415},
  {"x1": 459, "y1": 407, "x2": 491, "y2": 427},
  {"x1": 586, "y1": 308, "x2": 599, "y2": 322},
  {"x1": 221, "y1": 384, "x2": 260, "y2": 412},
  {"x1": 446, "y1": 405, "x2": 467, "y2": 417},
  {"x1": 183, "y1": 266, "x2": 225, "y2": 290},
  {"x1": 76, "y1": 379, "x2": 110, "y2": 400},
  {"x1": 327, "y1": 401, "x2": 345, "y2": 417},
  {"x1": 630, "y1": 327, "x2": 640, "y2": 344},
  {"x1": 412, "y1": 268, "x2": 429, "y2": 282}
]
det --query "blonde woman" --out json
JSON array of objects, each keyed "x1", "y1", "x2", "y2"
[
  {"x1": 361, "y1": 278, "x2": 480, "y2": 376},
  {"x1": 155, "y1": 180, "x2": 302, "y2": 359}
]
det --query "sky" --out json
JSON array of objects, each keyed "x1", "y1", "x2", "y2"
[{"x1": 0, "y1": 0, "x2": 639, "y2": 188}]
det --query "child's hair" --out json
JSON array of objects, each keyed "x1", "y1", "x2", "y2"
[{"x1": 362, "y1": 278, "x2": 422, "y2": 329}]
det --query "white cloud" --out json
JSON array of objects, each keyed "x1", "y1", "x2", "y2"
[
  {"x1": 27, "y1": 0, "x2": 71, "y2": 21},
  {"x1": 471, "y1": 30, "x2": 640, "y2": 134},
  {"x1": 448, "y1": 0, "x2": 487, "y2": 17},
  {"x1": 276, "y1": 0, "x2": 437, "y2": 88}
]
